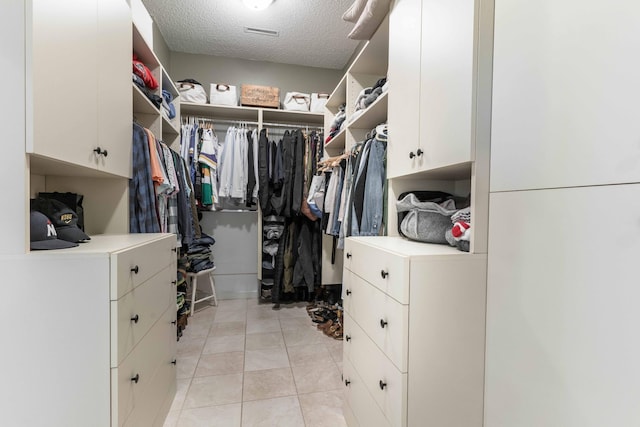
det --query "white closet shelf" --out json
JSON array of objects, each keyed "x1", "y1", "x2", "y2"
[
  {"x1": 348, "y1": 16, "x2": 390, "y2": 76},
  {"x1": 347, "y1": 91, "x2": 388, "y2": 130},
  {"x1": 181, "y1": 102, "x2": 260, "y2": 121},
  {"x1": 262, "y1": 109, "x2": 323, "y2": 126},
  {"x1": 132, "y1": 23, "x2": 159, "y2": 69},
  {"x1": 133, "y1": 83, "x2": 160, "y2": 114},
  {"x1": 326, "y1": 74, "x2": 347, "y2": 109},
  {"x1": 30, "y1": 154, "x2": 126, "y2": 178},
  {"x1": 394, "y1": 161, "x2": 472, "y2": 181},
  {"x1": 161, "y1": 69, "x2": 179, "y2": 98},
  {"x1": 162, "y1": 115, "x2": 180, "y2": 135},
  {"x1": 324, "y1": 127, "x2": 346, "y2": 154}
]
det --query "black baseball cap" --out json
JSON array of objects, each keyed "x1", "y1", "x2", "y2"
[
  {"x1": 30, "y1": 211, "x2": 79, "y2": 250},
  {"x1": 31, "y1": 198, "x2": 90, "y2": 243}
]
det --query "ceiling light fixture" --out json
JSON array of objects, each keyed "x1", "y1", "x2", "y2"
[{"x1": 242, "y1": 0, "x2": 274, "y2": 11}]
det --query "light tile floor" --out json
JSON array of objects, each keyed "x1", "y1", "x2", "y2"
[{"x1": 163, "y1": 299, "x2": 346, "y2": 427}]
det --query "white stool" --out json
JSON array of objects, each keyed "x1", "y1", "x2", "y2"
[{"x1": 186, "y1": 266, "x2": 218, "y2": 315}]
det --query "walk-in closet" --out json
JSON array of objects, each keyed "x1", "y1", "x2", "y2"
[{"x1": 3, "y1": 0, "x2": 640, "y2": 426}]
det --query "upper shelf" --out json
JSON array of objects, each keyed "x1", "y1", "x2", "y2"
[
  {"x1": 348, "y1": 15, "x2": 389, "y2": 76},
  {"x1": 326, "y1": 74, "x2": 347, "y2": 111},
  {"x1": 262, "y1": 109, "x2": 324, "y2": 126},
  {"x1": 181, "y1": 102, "x2": 260, "y2": 121},
  {"x1": 132, "y1": 22, "x2": 160, "y2": 70},
  {"x1": 348, "y1": 91, "x2": 388, "y2": 130},
  {"x1": 324, "y1": 128, "x2": 346, "y2": 154},
  {"x1": 180, "y1": 102, "x2": 324, "y2": 126}
]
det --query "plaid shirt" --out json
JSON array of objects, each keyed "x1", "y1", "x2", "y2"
[{"x1": 129, "y1": 123, "x2": 161, "y2": 233}]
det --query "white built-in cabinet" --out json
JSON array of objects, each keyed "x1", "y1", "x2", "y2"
[
  {"x1": 485, "y1": 1, "x2": 640, "y2": 425},
  {"x1": 29, "y1": 0, "x2": 132, "y2": 178},
  {"x1": 0, "y1": 1, "x2": 179, "y2": 425},
  {"x1": 340, "y1": 0, "x2": 494, "y2": 425}
]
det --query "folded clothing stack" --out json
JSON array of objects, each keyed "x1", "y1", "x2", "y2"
[
  {"x1": 185, "y1": 232, "x2": 216, "y2": 272},
  {"x1": 325, "y1": 103, "x2": 346, "y2": 144}
]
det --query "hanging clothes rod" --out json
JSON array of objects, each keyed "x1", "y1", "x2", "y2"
[{"x1": 182, "y1": 115, "x2": 323, "y2": 130}]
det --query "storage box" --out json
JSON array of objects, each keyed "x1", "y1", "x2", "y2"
[{"x1": 241, "y1": 85, "x2": 280, "y2": 108}]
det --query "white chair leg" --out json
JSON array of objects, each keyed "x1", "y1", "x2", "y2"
[
  {"x1": 190, "y1": 275, "x2": 197, "y2": 317},
  {"x1": 208, "y1": 273, "x2": 218, "y2": 307}
]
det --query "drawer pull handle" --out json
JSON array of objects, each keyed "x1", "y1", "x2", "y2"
[
  {"x1": 346, "y1": 252, "x2": 352, "y2": 259},
  {"x1": 380, "y1": 319, "x2": 388, "y2": 328},
  {"x1": 93, "y1": 147, "x2": 108, "y2": 157},
  {"x1": 130, "y1": 314, "x2": 139, "y2": 324},
  {"x1": 379, "y1": 380, "x2": 387, "y2": 390},
  {"x1": 345, "y1": 335, "x2": 351, "y2": 342},
  {"x1": 380, "y1": 270, "x2": 389, "y2": 279},
  {"x1": 409, "y1": 151, "x2": 416, "y2": 159},
  {"x1": 171, "y1": 320, "x2": 177, "y2": 325},
  {"x1": 416, "y1": 148, "x2": 423, "y2": 157},
  {"x1": 171, "y1": 280, "x2": 177, "y2": 285},
  {"x1": 171, "y1": 247, "x2": 177, "y2": 253},
  {"x1": 130, "y1": 266, "x2": 139, "y2": 274},
  {"x1": 171, "y1": 360, "x2": 177, "y2": 365},
  {"x1": 131, "y1": 374, "x2": 140, "y2": 384},
  {"x1": 346, "y1": 289, "x2": 351, "y2": 296},
  {"x1": 344, "y1": 379, "x2": 351, "y2": 386}
]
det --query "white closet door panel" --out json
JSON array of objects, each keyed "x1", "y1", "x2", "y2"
[
  {"x1": 29, "y1": 0, "x2": 99, "y2": 168},
  {"x1": 419, "y1": 0, "x2": 475, "y2": 170},
  {"x1": 486, "y1": 185, "x2": 640, "y2": 427},
  {"x1": 97, "y1": 0, "x2": 133, "y2": 178},
  {"x1": 387, "y1": 0, "x2": 422, "y2": 179},
  {"x1": 491, "y1": 0, "x2": 640, "y2": 191}
]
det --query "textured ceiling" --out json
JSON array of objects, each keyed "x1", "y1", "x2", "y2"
[{"x1": 141, "y1": 0, "x2": 362, "y2": 70}]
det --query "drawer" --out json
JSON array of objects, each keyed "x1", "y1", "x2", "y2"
[
  {"x1": 111, "y1": 235, "x2": 176, "y2": 300},
  {"x1": 112, "y1": 306, "x2": 176, "y2": 427},
  {"x1": 342, "y1": 356, "x2": 391, "y2": 427},
  {"x1": 111, "y1": 264, "x2": 175, "y2": 366},
  {"x1": 346, "y1": 271, "x2": 408, "y2": 372},
  {"x1": 347, "y1": 312, "x2": 407, "y2": 427},
  {"x1": 124, "y1": 354, "x2": 176, "y2": 427},
  {"x1": 344, "y1": 238, "x2": 409, "y2": 304}
]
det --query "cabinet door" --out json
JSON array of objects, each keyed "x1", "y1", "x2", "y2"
[
  {"x1": 491, "y1": 0, "x2": 640, "y2": 192},
  {"x1": 386, "y1": 0, "x2": 422, "y2": 179},
  {"x1": 418, "y1": 0, "x2": 476, "y2": 171},
  {"x1": 486, "y1": 185, "x2": 640, "y2": 426},
  {"x1": 29, "y1": 0, "x2": 99, "y2": 169},
  {"x1": 97, "y1": 0, "x2": 133, "y2": 178}
]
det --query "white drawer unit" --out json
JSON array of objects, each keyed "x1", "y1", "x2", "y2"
[
  {"x1": 13, "y1": 234, "x2": 179, "y2": 427},
  {"x1": 342, "y1": 236, "x2": 486, "y2": 427}
]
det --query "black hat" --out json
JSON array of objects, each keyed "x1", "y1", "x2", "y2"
[
  {"x1": 32, "y1": 198, "x2": 90, "y2": 243},
  {"x1": 30, "y1": 211, "x2": 79, "y2": 250}
]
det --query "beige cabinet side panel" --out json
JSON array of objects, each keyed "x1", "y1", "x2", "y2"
[{"x1": 408, "y1": 255, "x2": 486, "y2": 427}]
